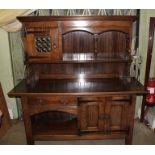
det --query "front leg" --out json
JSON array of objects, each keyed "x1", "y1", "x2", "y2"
[{"x1": 21, "y1": 97, "x2": 34, "y2": 145}]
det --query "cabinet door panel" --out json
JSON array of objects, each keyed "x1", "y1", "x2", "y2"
[
  {"x1": 24, "y1": 28, "x2": 60, "y2": 59},
  {"x1": 78, "y1": 97, "x2": 107, "y2": 132},
  {"x1": 62, "y1": 30, "x2": 95, "y2": 53},
  {"x1": 97, "y1": 31, "x2": 129, "y2": 58},
  {"x1": 102, "y1": 98, "x2": 111, "y2": 131},
  {"x1": 87, "y1": 104, "x2": 99, "y2": 129},
  {"x1": 79, "y1": 102, "x2": 100, "y2": 131},
  {"x1": 78, "y1": 96, "x2": 130, "y2": 133},
  {"x1": 110, "y1": 101, "x2": 129, "y2": 131}
]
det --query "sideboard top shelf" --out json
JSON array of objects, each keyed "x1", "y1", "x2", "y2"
[{"x1": 17, "y1": 16, "x2": 137, "y2": 22}]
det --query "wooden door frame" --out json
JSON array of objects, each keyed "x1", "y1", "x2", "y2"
[{"x1": 140, "y1": 17, "x2": 155, "y2": 122}]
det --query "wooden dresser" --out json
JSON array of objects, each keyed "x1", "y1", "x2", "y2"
[{"x1": 8, "y1": 16, "x2": 146, "y2": 144}]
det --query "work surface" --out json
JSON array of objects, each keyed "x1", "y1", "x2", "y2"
[{"x1": 8, "y1": 78, "x2": 146, "y2": 97}]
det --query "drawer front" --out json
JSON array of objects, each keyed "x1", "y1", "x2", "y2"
[
  {"x1": 29, "y1": 96, "x2": 77, "y2": 106},
  {"x1": 111, "y1": 95, "x2": 131, "y2": 102}
]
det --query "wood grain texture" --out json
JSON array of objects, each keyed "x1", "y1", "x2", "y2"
[
  {"x1": 8, "y1": 16, "x2": 146, "y2": 144},
  {"x1": 8, "y1": 78, "x2": 146, "y2": 96}
]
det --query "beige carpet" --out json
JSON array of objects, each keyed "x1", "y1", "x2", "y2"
[{"x1": 0, "y1": 119, "x2": 155, "y2": 145}]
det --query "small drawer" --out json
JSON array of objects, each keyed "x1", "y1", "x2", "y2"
[
  {"x1": 111, "y1": 95, "x2": 131, "y2": 101},
  {"x1": 77, "y1": 96, "x2": 100, "y2": 103},
  {"x1": 29, "y1": 96, "x2": 77, "y2": 105},
  {"x1": 59, "y1": 96, "x2": 77, "y2": 105}
]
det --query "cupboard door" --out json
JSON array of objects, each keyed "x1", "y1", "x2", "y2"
[
  {"x1": 24, "y1": 28, "x2": 60, "y2": 60},
  {"x1": 78, "y1": 101, "x2": 101, "y2": 132},
  {"x1": 78, "y1": 97, "x2": 108, "y2": 133},
  {"x1": 110, "y1": 99, "x2": 130, "y2": 131},
  {"x1": 78, "y1": 96, "x2": 130, "y2": 134}
]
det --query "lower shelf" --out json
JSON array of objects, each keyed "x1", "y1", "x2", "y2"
[
  {"x1": 32, "y1": 118, "x2": 78, "y2": 136},
  {"x1": 32, "y1": 118, "x2": 127, "y2": 141},
  {"x1": 31, "y1": 111, "x2": 77, "y2": 135}
]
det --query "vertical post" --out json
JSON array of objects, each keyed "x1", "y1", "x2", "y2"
[
  {"x1": 135, "y1": 9, "x2": 140, "y2": 48},
  {"x1": 21, "y1": 96, "x2": 34, "y2": 144},
  {"x1": 125, "y1": 95, "x2": 136, "y2": 145}
]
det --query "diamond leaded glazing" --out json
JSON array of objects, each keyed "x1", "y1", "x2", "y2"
[{"x1": 35, "y1": 36, "x2": 51, "y2": 53}]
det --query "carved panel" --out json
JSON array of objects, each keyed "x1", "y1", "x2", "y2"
[
  {"x1": 98, "y1": 31, "x2": 129, "y2": 58},
  {"x1": 62, "y1": 30, "x2": 94, "y2": 53},
  {"x1": 110, "y1": 101, "x2": 129, "y2": 130}
]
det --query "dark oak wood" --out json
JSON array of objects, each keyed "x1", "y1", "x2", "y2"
[
  {"x1": 8, "y1": 16, "x2": 146, "y2": 144},
  {"x1": 17, "y1": 16, "x2": 137, "y2": 22},
  {"x1": 125, "y1": 96, "x2": 136, "y2": 145},
  {"x1": 21, "y1": 97, "x2": 34, "y2": 144},
  {"x1": 8, "y1": 78, "x2": 146, "y2": 96}
]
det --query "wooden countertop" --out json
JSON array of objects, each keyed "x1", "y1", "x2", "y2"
[{"x1": 8, "y1": 78, "x2": 147, "y2": 97}]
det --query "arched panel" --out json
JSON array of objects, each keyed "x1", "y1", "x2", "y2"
[
  {"x1": 31, "y1": 111, "x2": 77, "y2": 137},
  {"x1": 62, "y1": 30, "x2": 94, "y2": 53},
  {"x1": 98, "y1": 31, "x2": 129, "y2": 58},
  {"x1": 31, "y1": 111, "x2": 77, "y2": 122}
]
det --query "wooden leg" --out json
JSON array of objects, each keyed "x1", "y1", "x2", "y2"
[
  {"x1": 0, "y1": 109, "x2": 2, "y2": 126},
  {"x1": 21, "y1": 97, "x2": 34, "y2": 145},
  {"x1": 125, "y1": 96, "x2": 136, "y2": 145},
  {"x1": 125, "y1": 131, "x2": 132, "y2": 145},
  {"x1": 140, "y1": 95, "x2": 146, "y2": 122}
]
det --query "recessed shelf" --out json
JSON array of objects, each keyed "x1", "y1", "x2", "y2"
[
  {"x1": 32, "y1": 117, "x2": 78, "y2": 137},
  {"x1": 39, "y1": 73, "x2": 122, "y2": 80},
  {"x1": 27, "y1": 52, "x2": 131, "y2": 64},
  {"x1": 63, "y1": 52, "x2": 130, "y2": 61}
]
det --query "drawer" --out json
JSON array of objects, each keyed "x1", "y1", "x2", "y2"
[
  {"x1": 111, "y1": 95, "x2": 131, "y2": 105},
  {"x1": 77, "y1": 96, "x2": 101, "y2": 103},
  {"x1": 111, "y1": 95, "x2": 131, "y2": 101},
  {"x1": 29, "y1": 96, "x2": 77, "y2": 106}
]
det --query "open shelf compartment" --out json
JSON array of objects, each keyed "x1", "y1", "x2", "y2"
[{"x1": 31, "y1": 111, "x2": 78, "y2": 138}]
